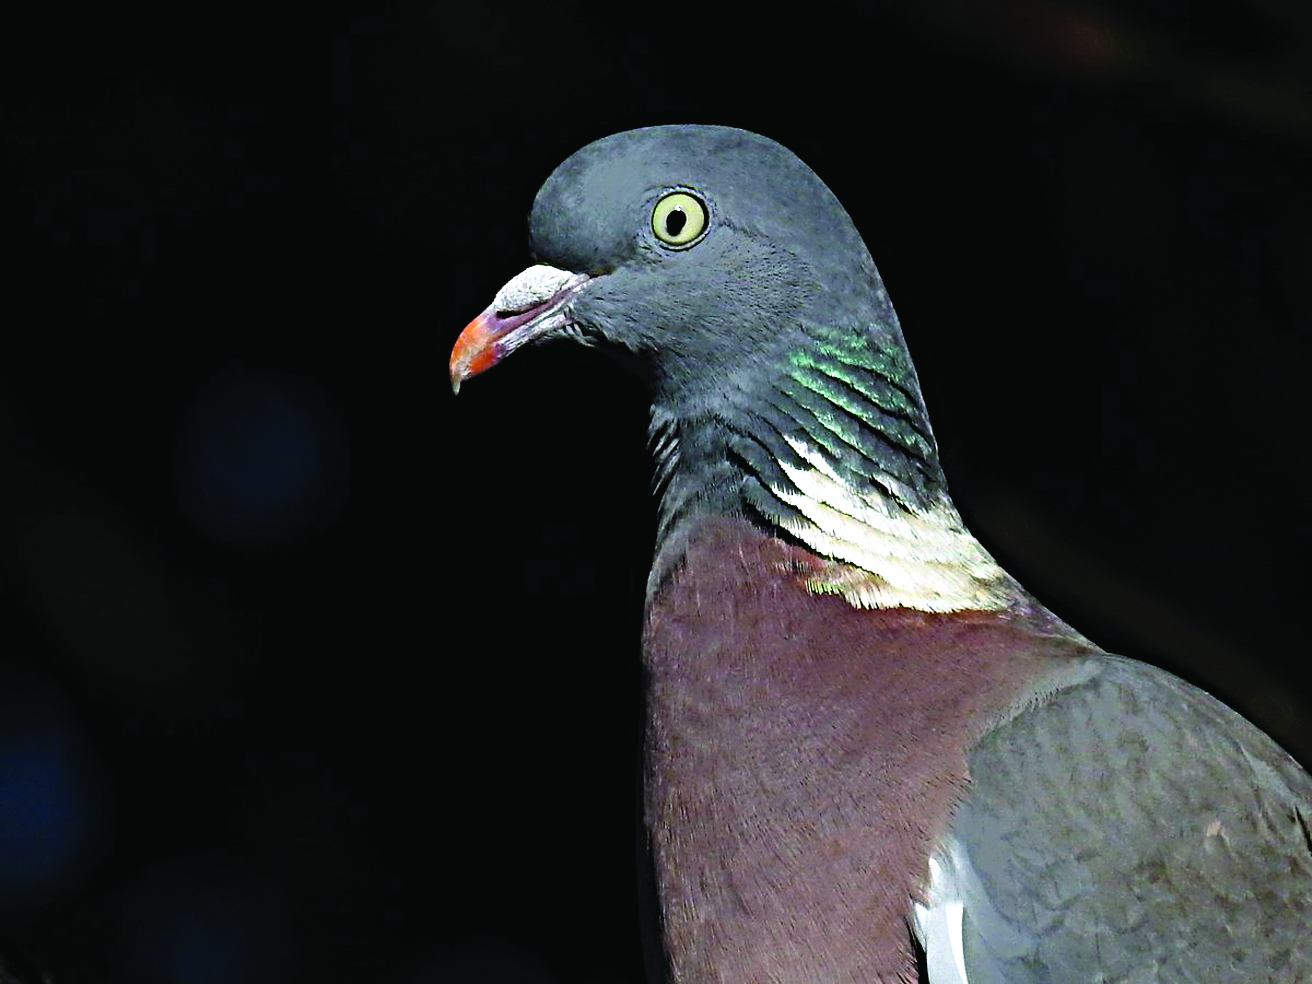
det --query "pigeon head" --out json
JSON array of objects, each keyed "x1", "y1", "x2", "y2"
[
  {"x1": 451, "y1": 125, "x2": 954, "y2": 595},
  {"x1": 452, "y1": 125, "x2": 910, "y2": 407}
]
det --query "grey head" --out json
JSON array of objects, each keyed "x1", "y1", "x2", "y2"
[{"x1": 524, "y1": 126, "x2": 900, "y2": 400}]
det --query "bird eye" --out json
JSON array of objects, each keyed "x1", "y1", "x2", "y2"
[{"x1": 651, "y1": 191, "x2": 708, "y2": 248}]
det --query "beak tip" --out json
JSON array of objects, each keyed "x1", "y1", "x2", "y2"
[{"x1": 449, "y1": 311, "x2": 499, "y2": 396}]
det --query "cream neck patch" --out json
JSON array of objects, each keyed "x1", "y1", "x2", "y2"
[{"x1": 770, "y1": 437, "x2": 1015, "y2": 612}]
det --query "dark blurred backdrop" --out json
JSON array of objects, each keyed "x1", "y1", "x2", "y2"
[{"x1": 2, "y1": 5, "x2": 1310, "y2": 983}]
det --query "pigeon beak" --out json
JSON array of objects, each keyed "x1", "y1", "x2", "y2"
[{"x1": 449, "y1": 264, "x2": 590, "y2": 394}]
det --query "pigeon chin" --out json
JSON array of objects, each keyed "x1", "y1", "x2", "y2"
[{"x1": 449, "y1": 265, "x2": 591, "y2": 393}]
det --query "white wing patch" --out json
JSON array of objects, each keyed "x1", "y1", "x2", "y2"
[
  {"x1": 915, "y1": 836, "x2": 1034, "y2": 983},
  {"x1": 914, "y1": 854, "x2": 970, "y2": 984}
]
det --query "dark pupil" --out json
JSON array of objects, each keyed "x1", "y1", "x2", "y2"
[{"x1": 665, "y1": 207, "x2": 687, "y2": 237}]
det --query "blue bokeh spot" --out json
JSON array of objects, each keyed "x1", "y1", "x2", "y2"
[{"x1": 0, "y1": 701, "x2": 93, "y2": 903}]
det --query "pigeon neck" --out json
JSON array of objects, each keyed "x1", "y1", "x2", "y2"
[{"x1": 648, "y1": 325, "x2": 1017, "y2": 612}]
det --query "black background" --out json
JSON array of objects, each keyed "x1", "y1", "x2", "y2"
[{"x1": 3, "y1": 5, "x2": 1310, "y2": 983}]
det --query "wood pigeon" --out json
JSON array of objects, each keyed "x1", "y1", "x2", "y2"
[{"x1": 449, "y1": 126, "x2": 1312, "y2": 982}]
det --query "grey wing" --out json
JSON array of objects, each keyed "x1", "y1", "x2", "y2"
[{"x1": 917, "y1": 655, "x2": 1312, "y2": 983}]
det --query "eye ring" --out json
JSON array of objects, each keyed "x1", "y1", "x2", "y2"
[{"x1": 651, "y1": 191, "x2": 708, "y2": 249}]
